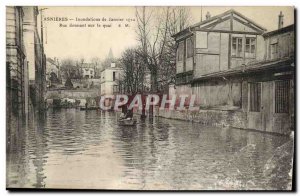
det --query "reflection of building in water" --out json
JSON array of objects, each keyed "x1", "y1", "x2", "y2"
[
  {"x1": 6, "y1": 123, "x2": 31, "y2": 188},
  {"x1": 31, "y1": 117, "x2": 48, "y2": 188}
]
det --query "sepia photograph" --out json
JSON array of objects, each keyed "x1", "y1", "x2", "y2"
[{"x1": 5, "y1": 5, "x2": 295, "y2": 191}]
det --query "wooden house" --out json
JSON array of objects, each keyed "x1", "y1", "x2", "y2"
[{"x1": 172, "y1": 9, "x2": 295, "y2": 134}]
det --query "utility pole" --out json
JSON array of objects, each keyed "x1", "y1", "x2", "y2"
[
  {"x1": 39, "y1": 8, "x2": 48, "y2": 60},
  {"x1": 38, "y1": 7, "x2": 48, "y2": 111},
  {"x1": 39, "y1": 8, "x2": 48, "y2": 50}
]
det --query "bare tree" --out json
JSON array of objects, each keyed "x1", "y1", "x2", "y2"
[
  {"x1": 91, "y1": 57, "x2": 102, "y2": 78},
  {"x1": 135, "y1": 6, "x2": 191, "y2": 93},
  {"x1": 60, "y1": 58, "x2": 76, "y2": 79},
  {"x1": 161, "y1": 7, "x2": 191, "y2": 88},
  {"x1": 61, "y1": 58, "x2": 84, "y2": 80},
  {"x1": 135, "y1": 6, "x2": 165, "y2": 92},
  {"x1": 120, "y1": 47, "x2": 146, "y2": 94}
]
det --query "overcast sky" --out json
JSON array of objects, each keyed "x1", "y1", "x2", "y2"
[{"x1": 40, "y1": 6, "x2": 294, "y2": 62}]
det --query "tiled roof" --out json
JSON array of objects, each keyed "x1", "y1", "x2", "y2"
[
  {"x1": 172, "y1": 9, "x2": 267, "y2": 38},
  {"x1": 192, "y1": 57, "x2": 294, "y2": 82}
]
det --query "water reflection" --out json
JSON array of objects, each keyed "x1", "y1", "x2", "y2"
[{"x1": 6, "y1": 109, "x2": 292, "y2": 190}]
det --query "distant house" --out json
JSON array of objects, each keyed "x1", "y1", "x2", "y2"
[
  {"x1": 81, "y1": 63, "x2": 95, "y2": 79},
  {"x1": 46, "y1": 57, "x2": 61, "y2": 86},
  {"x1": 172, "y1": 9, "x2": 295, "y2": 134},
  {"x1": 100, "y1": 62, "x2": 123, "y2": 96}
]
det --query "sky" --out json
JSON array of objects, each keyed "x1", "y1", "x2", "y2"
[{"x1": 39, "y1": 6, "x2": 294, "y2": 62}]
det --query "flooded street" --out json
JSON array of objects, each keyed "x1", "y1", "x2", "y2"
[{"x1": 6, "y1": 109, "x2": 293, "y2": 190}]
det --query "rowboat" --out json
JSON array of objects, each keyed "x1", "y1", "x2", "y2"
[{"x1": 118, "y1": 118, "x2": 137, "y2": 126}]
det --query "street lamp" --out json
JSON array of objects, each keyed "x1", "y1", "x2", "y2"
[{"x1": 38, "y1": 7, "x2": 48, "y2": 111}]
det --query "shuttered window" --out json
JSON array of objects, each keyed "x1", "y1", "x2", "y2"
[
  {"x1": 249, "y1": 82, "x2": 261, "y2": 112},
  {"x1": 275, "y1": 80, "x2": 290, "y2": 113}
]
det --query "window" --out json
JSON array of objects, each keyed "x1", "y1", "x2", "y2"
[
  {"x1": 232, "y1": 37, "x2": 243, "y2": 57},
  {"x1": 90, "y1": 70, "x2": 93, "y2": 74},
  {"x1": 275, "y1": 80, "x2": 290, "y2": 113},
  {"x1": 245, "y1": 37, "x2": 256, "y2": 58},
  {"x1": 249, "y1": 82, "x2": 261, "y2": 112},
  {"x1": 177, "y1": 41, "x2": 184, "y2": 61},
  {"x1": 113, "y1": 71, "x2": 116, "y2": 81},
  {"x1": 196, "y1": 32, "x2": 208, "y2": 48},
  {"x1": 186, "y1": 37, "x2": 193, "y2": 58},
  {"x1": 270, "y1": 43, "x2": 278, "y2": 59}
]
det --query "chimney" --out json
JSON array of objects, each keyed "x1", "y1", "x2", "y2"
[
  {"x1": 206, "y1": 12, "x2": 211, "y2": 20},
  {"x1": 278, "y1": 11, "x2": 284, "y2": 29}
]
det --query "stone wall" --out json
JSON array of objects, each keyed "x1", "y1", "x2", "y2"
[
  {"x1": 157, "y1": 108, "x2": 292, "y2": 135},
  {"x1": 46, "y1": 89, "x2": 100, "y2": 99},
  {"x1": 158, "y1": 108, "x2": 247, "y2": 130}
]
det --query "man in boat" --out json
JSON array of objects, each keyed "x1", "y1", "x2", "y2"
[
  {"x1": 125, "y1": 109, "x2": 133, "y2": 120},
  {"x1": 119, "y1": 111, "x2": 126, "y2": 120}
]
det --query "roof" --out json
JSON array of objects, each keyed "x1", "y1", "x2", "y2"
[
  {"x1": 81, "y1": 63, "x2": 95, "y2": 68},
  {"x1": 191, "y1": 57, "x2": 294, "y2": 82},
  {"x1": 172, "y1": 9, "x2": 267, "y2": 38},
  {"x1": 107, "y1": 48, "x2": 114, "y2": 59},
  {"x1": 263, "y1": 24, "x2": 295, "y2": 37},
  {"x1": 46, "y1": 58, "x2": 57, "y2": 65}
]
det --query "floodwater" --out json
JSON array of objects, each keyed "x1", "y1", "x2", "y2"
[{"x1": 6, "y1": 109, "x2": 293, "y2": 190}]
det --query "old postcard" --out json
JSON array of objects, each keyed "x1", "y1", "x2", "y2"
[{"x1": 6, "y1": 6, "x2": 295, "y2": 190}]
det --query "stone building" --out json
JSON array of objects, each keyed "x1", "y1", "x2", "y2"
[
  {"x1": 22, "y1": 6, "x2": 47, "y2": 112},
  {"x1": 81, "y1": 63, "x2": 95, "y2": 79},
  {"x1": 171, "y1": 9, "x2": 295, "y2": 134},
  {"x1": 6, "y1": 6, "x2": 47, "y2": 132},
  {"x1": 46, "y1": 57, "x2": 61, "y2": 87},
  {"x1": 6, "y1": 6, "x2": 27, "y2": 124},
  {"x1": 100, "y1": 62, "x2": 123, "y2": 96}
]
